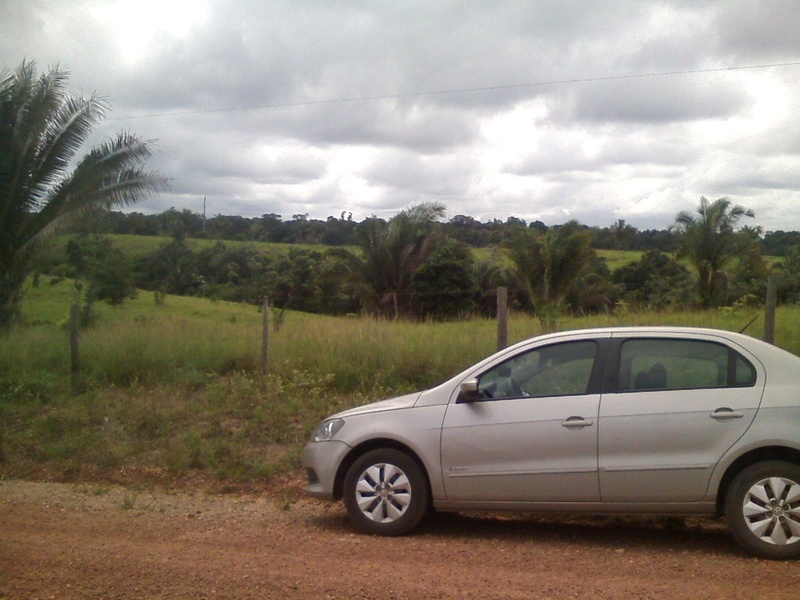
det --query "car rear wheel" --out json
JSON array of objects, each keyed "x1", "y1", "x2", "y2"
[
  {"x1": 343, "y1": 448, "x2": 429, "y2": 536},
  {"x1": 725, "y1": 460, "x2": 800, "y2": 559}
]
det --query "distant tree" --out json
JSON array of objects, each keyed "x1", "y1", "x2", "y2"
[
  {"x1": 320, "y1": 213, "x2": 357, "y2": 246},
  {"x1": 0, "y1": 60, "x2": 166, "y2": 328},
  {"x1": 410, "y1": 238, "x2": 477, "y2": 320},
  {"x1": 565, "y1": 258, "x2": 619, "y2": 315},
  {"x1": 444, "y1": 214, "x2": 490, "y2": 247},
  {"x1": 331, "y1": 203, "x2": 445, "y2": 318},
  {"x1": 505, "y1": 220, "x2": 596, "y2": 318},
  {"x1": 673, "y1": 197, "x2": 755, "y2": 308},
  {"x1": 634, "y1": 228, "x2": 681, "y2": 253},
  {"x1": 472, "y1": 252, "x2": 522, "y2": 316},
  {"x1": 65, "y1": 235, "x2": 136, "y2": 306},
  {"x1": 109, "y1": 211, "x2": 162, "y2": 236},
  {"x1": 730, "y1": 225, "x2": 767, "y2": 304},
  {"x1": 505, "y1": 216, "x2": 527, "y2": 229},
  {"x1": 206, "y1": 214, "x2": 253, "y2": 240},
  {"x1": 609, "y1": 219, "x2": 637, "y2": 250},
  {"x1": 268, "y1": 248, "x2": 327, "y2": 313},
  {"x1": 137, "y1": 238, "x2": 200, "y2": 295},
  {"x1": 762, "y1": 230, "x2": 800, "y2": 257},
  {"x1": 529, "y1": 220, "x2": 548, "y2": 233},
  {"x1": 159, "y1": 208, "x2": 202, "y2": 239},
  {"x1": 613, "y1": 250, "x2": 694, "y2": 309},
  {"x1": 248, "y1": 213, "x2": 284, "y2": 242},
  {"x1": 66, "y1": 235, "x2": 107, "y2": 278},
  {"x1": 87, "y1": 248, "x2": 137, "y2": 306},
  {"x1": 776, "y1": 246, "x2": 800, "y2": 304},
  {"x1": 193, "y1": 242, "x2": 269, "y2": 303}
]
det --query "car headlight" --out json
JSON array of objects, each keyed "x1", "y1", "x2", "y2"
[{"x1": 311, "y1": 418, "x2": 345, "y2": 442}]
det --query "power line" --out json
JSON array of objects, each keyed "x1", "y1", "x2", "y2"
[{"x1": 109, "y1": 61, "x2": 800, "y2": 121}]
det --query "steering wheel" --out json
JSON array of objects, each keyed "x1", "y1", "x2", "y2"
[{"x1": 508, "y1": 378, "x2": 525, "y2": 397}]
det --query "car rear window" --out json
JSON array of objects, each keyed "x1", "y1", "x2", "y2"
[{"x1": 617, "y1": 338, "x2": 757, "y2": 392}]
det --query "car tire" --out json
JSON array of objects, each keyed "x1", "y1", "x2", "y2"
[
  {"x1": 343, "y1": 448, "x2": 429, "y2": 536},
  {"x1": 724, "y1": 460, "x2": 800, "y2": 559}
]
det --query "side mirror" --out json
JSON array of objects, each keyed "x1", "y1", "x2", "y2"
[{"x1": 458, "y1": 379, "x2": 480, "y2": 403}]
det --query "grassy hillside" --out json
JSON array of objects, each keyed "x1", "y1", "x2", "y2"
[
  {"x1": 42, "y1": 233, "x2": 643, "y2": 269},
  {"x1": 2, "y1": 277, "x2": 797, "y2": 490},
  {"x1": 41, "y1": 233, "x2": 341, "y2": 263}
]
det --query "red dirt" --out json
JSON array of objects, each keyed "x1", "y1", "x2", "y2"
[{"x1": 2, "y1": 478, "x2": 799, "y2": 599}]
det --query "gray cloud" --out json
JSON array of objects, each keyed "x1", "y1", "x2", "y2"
[
  {"x1": 2, "y1": 0, "x2": 800, "y2": 231},
  {"x1": 558, "y1": 76, "x2": 752, "y2": 123}
]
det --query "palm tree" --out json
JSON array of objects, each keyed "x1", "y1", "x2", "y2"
[
  {"x1": 673, "y1": 197, "x2": 754, "y2": 308},
  {"x1": 331, "y1": 203, "x2": 445, "y2": 318},
  {"x1": 609, "y1": 218, "x2": 637, "y2": 250},
  {"x1": 0, "y1": 61, "x2": 166, "y2": 328},
  {"x1": 505, "y1": 220, "x2": 596, "y2": 318}
]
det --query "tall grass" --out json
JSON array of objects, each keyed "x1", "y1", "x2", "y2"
[
  {"x1": 5, "y1": 279, "x2": 800, "y2": 394},
  {"x1": 2, "y1": 277, "x2": 799, "y2": 488}
]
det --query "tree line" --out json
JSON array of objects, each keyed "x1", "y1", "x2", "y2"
[
  {"x1": 77, "y1": 206, "x2": 800, "y2": 257},
  {"x1": 51, "y1": 198, "x2": 800, "y2": 326}
]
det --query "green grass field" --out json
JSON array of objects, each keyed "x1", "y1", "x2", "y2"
[
  {"x1": 43, "y1": 233, "x2": 644, "y2": 269},
  {"x1": 41, "y1": 233, "x2": 358, "y2": 262},
  {"x1": 2, "y1": 276, "x2": 798, "y2": 490}
]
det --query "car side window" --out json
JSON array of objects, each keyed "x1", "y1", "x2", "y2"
[
  {"x1": 477, "y1": 341, "x2": 598, "y2": 400},
  {"x1": 617, "y1": 338, "x2": 757, "y2": 392}
]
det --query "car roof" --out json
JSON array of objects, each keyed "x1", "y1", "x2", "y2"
[
  {"x1": 529, "y1": 326, "x2": 757, "y2": 345},
  {"x1": 494, "y1": 325, "x2": 800, "y2": 367}
]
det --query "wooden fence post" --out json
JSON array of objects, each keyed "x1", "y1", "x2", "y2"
[
  {"x1": 70, "y1": 300, "x2": 80, "y2": 390},
  {"x1": 261, "y1": 296, "x2": 270, "y2": 376},
  {"x1": 764, "y1": 274, "x2": 777, "y2": 344},
  {"x1": 497, "y1": 287, "x2": 508, "y2": 351}
]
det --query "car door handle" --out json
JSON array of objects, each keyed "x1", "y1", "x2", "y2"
[
  {"x1": 562, "y1": 416, "x2": 594, "y2": 429},
  {"x1": 710, "y1": 408, "x2": 744, "y2": 422}
]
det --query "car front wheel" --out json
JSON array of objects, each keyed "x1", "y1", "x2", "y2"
[
  {"x1": 343, "y1": 448, "x2": 429, "y2": 536},
  {"x1": 725, "y1": 460, "x2": 800, "y2": 559}
]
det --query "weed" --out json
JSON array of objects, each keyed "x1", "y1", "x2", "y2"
[
  {"x1": 120, "y1": 494, "x2": 137, "y2": 510},
  {"x1": 74, "y1": 484, "x2": 111, "y2": 496},
  {"x1": 275, "y1": 488, "x2": 295, "y2": 511}
]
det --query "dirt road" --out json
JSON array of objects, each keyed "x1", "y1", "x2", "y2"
[{"x1": 2, "y1": 479, "x2": 799, "y2": 599}]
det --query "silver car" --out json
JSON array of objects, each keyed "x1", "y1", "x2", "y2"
[{"x1": 303, "y1": 327, "x2": 800, "y2": 559}]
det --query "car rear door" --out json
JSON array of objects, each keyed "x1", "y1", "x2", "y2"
[{"x1": 598, "y1": 333, "x2": 765, "y2": 502}]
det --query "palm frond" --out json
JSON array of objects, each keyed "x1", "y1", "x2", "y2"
[{"x1": 0, "y1": 61, "x2": 167, "y2": 328}]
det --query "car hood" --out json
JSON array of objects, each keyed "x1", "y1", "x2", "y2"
[{"x1": 331, "y1": 392, "x2": 421, "y2": 419}]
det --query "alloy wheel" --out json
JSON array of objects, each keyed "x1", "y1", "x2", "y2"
[
  {"x1": 741, "y1": 476, "x2": 800, "y2": 546},
  {"x1": 354, "y1": 462, "x2": 412, "y2": 523}
]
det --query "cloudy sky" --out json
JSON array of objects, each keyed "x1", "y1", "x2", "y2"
[{"x1": 2, "y1": 0, "x2": 800, "y2": 231}]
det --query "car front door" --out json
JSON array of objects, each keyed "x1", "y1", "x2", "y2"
[
  {"x1": 440, "y1": 338, "x2": 606, "y2": 503},
  {"x1": 598, "y1": 335, "x2": 765, "y2": 502}
]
